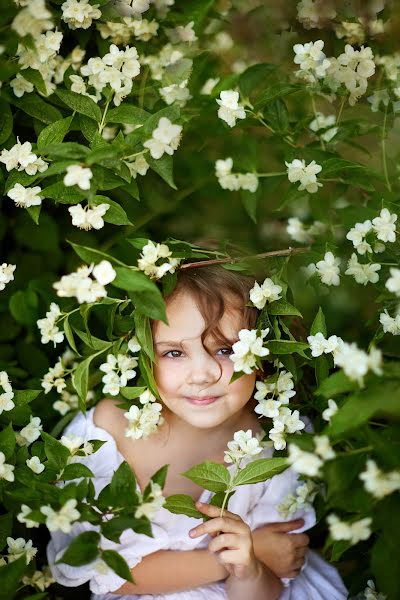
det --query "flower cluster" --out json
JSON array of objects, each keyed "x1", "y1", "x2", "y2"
[
  {"x1": 285, "y1": 159, "x2": 323, "y2": 194},
  {"x1": 42, "y1": 358, "x2": 67, "y2": 395},
  {"x1": 53, "y1": 260, "x2": 116, "y2": 304},
  {"x1": 216, "y1": 90, "x2": 246, "y2": 128},
  {"x1": 137, "y1": 240, "x2": 181, "y2": 279},
  {"x1": 286, "y1": 217, "x2": 326, "y2": 243},
  {"x1": 53, "y1": 389, "x2": 93, "y2": 415},
  {"x1": 143, "y1": 117, "x2": 182, "y2": 159},
  {"x1": 345, "y1": 254, "x2": 381, "y2": 285},
  {"x1": 141, "y1": 43, "x2": 184, "y2": 82},
  {"x1": 0, "y1": 451, "x2": 15, "y2": 482},
  {"x1": 309, "y1": 112, "x2": 338, "y2": 142},
  {"x1": 135, "y1": 480, "x2": 166, "y2": 520},
  {"x1": 0, "y1": 263, "x2": 16, "y2": 292},
  {"x1": 11, "y1": 0, "x2": 54, "y2": 39},
  {"x1": 0, "y1": 139, "x2": 48, "y2": 175},
  {"x1": 124, "y1": 389, "x2": 165, "y2": 439},
  {"x1": 41, "y1": 499, "x2": 80, "y2": 533},
  {"x1": 223, "y1": 429, "x2": 264, "y2": 464},
  {"x1": 7, "y1": 184, "x2": 43, "y2": 209},
  {"x1": 100, "y1": 353, "x2": 138, "y2": 396},
  {"x1": 64, "y1": 165, "x2": 93, "y2": 190},
  {"x1": 215, "y1": 158, "x2": 258, "y2": 193},
  {"x1": 277, "y1": 480, "x2": 318, "y2": 519},
  {"x1": 346, "y1": 208, "x2": 397, "y2": 254},
  {"x1": 16, "y1": 416, "x2": 43, "y2": 446},
  {"x1": 0, "y1": 371, "x2": 15, "y2": 416},
  {"x1": 322, "y1": 398, "x2": 338, "y2": 422},
  {"x1": 326, "y1": 44, "x2": 376, "y2": 106},
  {"x1": 327, "y1": 514, "x2": 372, "y2": 546},
  {"x1": 124, "y1": 154, "x2": 150, "y2": 179},
  {"x1": 230, "y1": 328, "x2": 270, "y2": 374},
  {"x1": 267, "y1": 408, "x2": 306, "y2": 450},
  {"x1": 293, "y1": 40, "x2": 331, "y2": 82},
  {"x1": 68, "y1": 203, "x2": 109, "y2": 230},
  {"x1": 249, "y1": 277, "x2": 282, "y2": 309},
  {"x1": 60, "y1": 433, "x2": 94, "y2": 464},
  {"x1": 359, "y1": 459, "x2": 400, "y2": 499},
  {"x1": 37, "y1": 302, "x2": 65, "y2": 346},
  {"x1": 159, "y1": 79, "x2": 191, "y2": 106},
  {"x1": 379, "y1": 309, "x2": 400, "y2": 336},
  {"x1": 22, "y1": 566, "x2": 55, "y2": 592},
  {"x1": 61, "y1": 0, "x2": 101, "y2": 30},
  {"x1": 307, "y1": 331, "x2": 382, "y2": 386},
  {"x1": 363, "y1": 579, "x2": 387, "y2": 600},
  {"x1": 71, "y1": 43, "x2": 140, "y2": 106},
  {"x1": 4, "y1": 537, "x2": 37, "y2": 565},
  {"x1": 305, "y1": 251, "x2": 341, "y2": 286}
]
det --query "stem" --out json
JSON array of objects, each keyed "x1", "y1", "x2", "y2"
[
  {"x1": 310, "y1": 94, "x2": 325, "y2": 151},
  {"x1": 251, "y1": 113, "x2": 297, "y2": 148},
  {"x1": 139, "y1": 66, "x2": 149, "y2": 109},
  {"x1": 98, "y1": 98, "x2": 111, "y2": 135},
  {"x1": 336, "y1": 97, "x2": 346, "y2": 125},
  {"x1": 123, "y1": 149, "x2": 149, "y2": 161},
  {"x1": 256, "y1": 172, "x2": 286, "y2": 178},
  {"x1": 181, "y1": 246, "x2": 310, "y2": 270},
  {"x1": 381, "y1": 104, "x2": 392, "y2": 192},
  {"x1": 338, "y1": 445, "x2": 373, "y2": 456}
]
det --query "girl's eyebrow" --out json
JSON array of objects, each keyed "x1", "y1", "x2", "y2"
[{"x1": 154, "y1": 340, "x2": 184, "y2": 346}]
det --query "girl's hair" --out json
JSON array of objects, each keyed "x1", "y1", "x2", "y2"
[{"x1": 164, "y1": 264, "x2": 259, "y2": 347}]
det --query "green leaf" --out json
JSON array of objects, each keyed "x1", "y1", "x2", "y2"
[
  {"x1": 64, "y1": 316, "x2": 79, "y2": 355},
  {"x1": 69, "y1": 241, "x2": 120, "y2": 265},
  {"x1": 22, "y1": 68, "x2": 48, "y2": 96},
  {"x1": 254, "y1": 83, "x2": 299, "y2": 109},
  {"x1": 0, "y1": 555, "x2": 28, "y2": 600},
  {"x1": 109, "y1": 462, "x2": 138, "y2": 506},
  {"x1": 57, "y1": 531, "x2": 100, "y2": 566},
  {"x1": 12, "y1": 390, "x2": 41, "y2": 406},
  {"x1": 79, "y1": 114, "x2": 98, "y2": 143},
  {"x1": 268, "y1": 299, "x2": 302, "y2": 317},
  {"x1": 74, "y1": 329, "x2": 112, "y2": 351},
  {"x1": 163, "y1": 494, "x2": 203, "y2": 519},
  {"x1": 266, "y1": 339, "x2": 309, "y2": 355},
  {"x1": 232, "y1": 457, "x2": 288, "y2": 486},
  {"x1": 181, "y1": 461, "x2": 230, "y2": 493},
  {"x1": 61, "y1": 463, "x2": 94, "y2": 480},
  {"x1": 41, "y1": 431, "x2": 70, "y2": 471},
  {"x1": 113, "y1": 267, "x2": 167, "y2": 323},
  {"x1": 93, "y1": 195, "x2": 133, "y2": 226},
  {"x1": 371, "y1": 528, "x2": 399, "y2": 598},
  {"x1": 316, "y1": 370, "x2": 357, "y2": 398},
  {"x1": 102, "y1": 550, "x2": 134, "y2": 583},
  {"x1": 209, "y1": 490, "x2": 236, "y2": 509},
  {"x1": 240, "y1": 189, "x2": 257, "y2": 223},
  {"x1": 0, "y1": 513, "x2": 13, "y2": 551},
  {"x1": 120, "y1": 386, "x2": 147, "y2": 399},
  {"x1": 56, "y1": 89, "x2": 101, "y2": 122},
  {"x1": 310, "y1": 307, "x2": 327, "y2": 337},
  {"x1": 315, "y1": 355, "x2": 329, "y2": 386},
  {"x1": 0, "y1": 423, "x2": 15, "y2": 459},
  {"x1": 146, "y1": 153, "x2": 176, "y2": 189},
  {"x1": 41, "y1": 181, "x2": 85, "y2": 204},
  {"x1": 106, "y1": 104, "x2": 149, "y2": 125},
  {"x1": 72, "y1": 347, "x2": 110, "y2": 406},
  {"x1": 133, "y1": 311, "x2": 154, "y2": 362},
  {"x1": 9, "y1": 289, "x2": 39, "y2": 326},
  {"x1": 11, "y1": 93, "x2": 62, "y2": 124},
  {"x1": 239, "y1": 63, "x2": 278, "y2": 99},
  {"x1": 43, "y1": 142, "x2": 89, "y2": 160},
  {"x1": 0, "y1": 99, "x2": 13, "y2": 145}
]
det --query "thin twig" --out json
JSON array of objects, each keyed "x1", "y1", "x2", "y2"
[{"x1": 181, "y1": 246, "x2": 310, "y2": 270}]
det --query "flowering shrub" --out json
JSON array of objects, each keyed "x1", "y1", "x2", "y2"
[{"x1": 0, "y1": 1, "x2": 399, "y2": 598}]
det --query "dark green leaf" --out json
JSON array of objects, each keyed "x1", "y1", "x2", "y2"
[
  {"x1": 57, "y1": 531, "x2": 100, "y2": 566},
  {"x1": 56, "y1": 89, "x2": 101, "y2": 122},
  {"x1": 182, "y1": 461, "x2": 230, "y2": 492},
  {"x1": 102, "y1": 550, "x2": 134, "y2": 583},
  {"x1": 37, "y1": 116, "x2": 73, "y2": 152}
]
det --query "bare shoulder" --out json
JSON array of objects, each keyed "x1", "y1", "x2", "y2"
[{"x1": 93, "y1": 397, "x2": 124, "y2": 437}]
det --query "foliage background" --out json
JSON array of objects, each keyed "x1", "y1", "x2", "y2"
[{"x1": 0, "y1": 0, "x2": 399, "y2": 598}]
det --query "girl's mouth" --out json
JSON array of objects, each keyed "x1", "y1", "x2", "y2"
[{"x1": 185, "y1": 396, "x2": 221, "y2": 405}]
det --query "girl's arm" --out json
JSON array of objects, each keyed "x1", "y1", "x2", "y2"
[
  {"x1": 112, "y1": 548, "x2": 229, "y2": 595},
  {"x1": 225, "y1": 561, "x2": 283, "y2": 600}
]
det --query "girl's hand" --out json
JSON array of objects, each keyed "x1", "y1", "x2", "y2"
[
  {"x1": 188, "y1": 501, "x2": 262, "y2": 581},
  {"x1": 252, "y1": 519, "x2": 310, "y2": 579}
]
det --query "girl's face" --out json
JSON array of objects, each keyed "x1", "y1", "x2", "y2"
[{"x1": 153, "y1": 290, "x2": 256, "y2": 432}]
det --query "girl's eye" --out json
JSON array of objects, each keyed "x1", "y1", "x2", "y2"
[
  {"x1": 164, "y1": 350, "x2": 183, "y2": 358},
  {"x1": 217, "y1": 347, "x2": 233, "y2": 356}
]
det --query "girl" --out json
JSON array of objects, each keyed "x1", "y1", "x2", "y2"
[{"x1": 47, "y1": 265, "x2": 348, "y2": 599}]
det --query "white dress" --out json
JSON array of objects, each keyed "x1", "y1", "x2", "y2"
[{"x1": 47, "y1": 408, "x2": 348, "y2": 600}]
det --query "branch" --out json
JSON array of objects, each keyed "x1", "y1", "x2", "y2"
[{"x1": 180, "y1": 246, "x2": 310, "y2": 270}]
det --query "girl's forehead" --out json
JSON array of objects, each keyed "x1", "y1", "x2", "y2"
[{"x1": 153, "y1": 291, "x2": 242, "y2": 341}]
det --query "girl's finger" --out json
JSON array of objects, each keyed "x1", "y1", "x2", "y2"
[
  {"x1": 195, "y1": 501, "x2": 242, "y2": 521},
  {"x1": 208, "y1": 533, "x2": 240, "y2": 553},
  {"x1": 189, "y1": 515, "x2": 248, "y2": 539},
  {"x1": 293, "y1": 533, "x2": 310, "y2": 547}
]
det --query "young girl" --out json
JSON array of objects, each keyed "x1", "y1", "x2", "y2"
[{"x1": 47, "y1": 265, "x2": 348, "y2": 599}]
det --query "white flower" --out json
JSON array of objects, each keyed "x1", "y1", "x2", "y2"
[
  {"x1": 0, "y1": 263, "x2": 16, "y2": 291},
  {"x1": 224, "y1": 429, "x2": 263, "y2": 464},
  {"x1": 346, "y1": 220, "x2": 373, "y2": 254},
  {"x1": 326, "y1": 45, "x2": 375, "y2": 106},
  {"x1": 254, "y1": 370, "x2": 295, "y2": 406},
  {"x1": 345, "y1": 254, "x2": 381, "y2": 285},
  {"x1": 215, "y1": 158, "x2": 258, "y2": 192},
  {"x1": 54, "y1": 264, "x2": 108, "y2": 304},
  {"x1": 7, "y1": 537, "x2": 37, "y2": 564},
  {"x1": 286, "y1": 217, "x2": 312, "y2": 243},
  {"x1": 19, "y1": 416, "x2": 43, "y2": 445},
  {"x1": 42, "y1": 358, "x2": 66, "y2": 394},
  {"x1": 143, "y1": 117, "x2": 182, "y2": 159},
  {"x1": 293, "y1": 40, "x2": 331, "y2": 80},
  {"x1": 307, "y1": 332, "x2": 342, "y2": 357},
  {"x1": 327, "y1": 514, "x2": 372, "y2": 545},
  {"x1": 124, "y1": 401, "x2": 164, "y2": 439},
  {"x1": 10, "y1": 74, "x2": 34, "y2": 98},
  {"x1": 26, "y1": 456, "x2": 45, "y2": 474},
  {"x1": 100, "y1": 353, "x2": 138, "y2": 396},
  {"x1": 41, "y1": 499, "x2": 80, "y2": 533},
  {"x1": 137, "y1": 240, "x2": 180, "y2": 280},
  {"x1": 60, "y1": 433, "x2": 84, "y2": 455},
  {"x1": 364, "y1": 579, "x2": 387, "y2": 600},
  {"x1": 314, "y1": 435, "x2": 335, "y2": 460},
  {"x1": 125, "y1": 155, "x2": 149, "y2": 178},
  {"x1": 37, "y1": 302, "x2": 64, "y2": 346},
  {"x1": 92, "y1": 260, "x2": 116, "y2": 285},
  {"x1": 314, "y1": 251, "x2": 341, "y2": 286},
  {"x1": 216, "y1": 90, "x2": 246, "y2": 128},
  {"x1": 159, "y1": 80, "x2": 191, "y2": 106},
  {"x1": 372, "y1": 208, "x2": 397, "y2": 243},
  {"x1": 22, "y1": 566, "x2": 55, "y2": 591},
  {"x1": 379, "y1": 309, "x2": 400, "y2": 335},
  {"x1": 17, "y1": 504, "x2": 39, "y2": 528},
  {"x1": 230, "y1": 328, "x2": 270, "y2": 374},
  {"x1": 288, "y1": 443, "x2": 323, "y2": 477},
  {"x1": 0, "y1": 371, "x2": 15, "y2": 415},
  {"x1": 0, "y1": 451, "x2": 15, "y2": 482},
  {"x1": 368, "y1": 89, "x2": 390, "y2": 112},
  {"x1": 249, "y1": 278, "x2": 282, "y2": 309},
  {"x1": 309, "y1": 112, "x2": 338, "y2": 142},
  {"x1": 385, "y1": 268, "x2": 400, "y2": 296},
  {"x1": 268, "y1": 407, "x2": 305, "y2": 450},
  {"x1": 167, "y1": 21, "x2": 197, "y2": 43},
  {"x1": 135, "y1": 480, "x2": 165, "y2": 519},
  {"x1": 333, "y1": 341, "x2": 382, "y2": 386},
  {"x1": 128, "y1": 336, "x2": 141, "y2": 353},
  {"x1": 285, "y1": 159, "x2": 322, "y2": 194},
  {"x1": 359, "y1": 459, "x2": 400, "y2": 499},
  {"x1": 322, "y1": 398, "x2": 338, "y2": 422},
  {"x1": 61, "y1": 0, "x2": 101, "y2": 29},
  {"x1": 64, "y1": 165, "x2": 93, "y2": 190},
  {"x1": 68, "y1": 203, "x2": 109, "y2": 230},
  {"x1": 7, "y1": 183, "x2": 42, "y2": 209},
  {"x1": 131, "y1": 18, "x2": 159, "y2": 41},
  {"x1": 0, "y1": 139, "x2": 47, "y2": 175}
]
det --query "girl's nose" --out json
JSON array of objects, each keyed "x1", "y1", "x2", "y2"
[{"x1": 187, "y1": 350, "x2": 221, "y2": 386}]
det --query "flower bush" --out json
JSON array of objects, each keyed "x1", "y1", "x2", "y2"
[{"x1": 0, "y1": 0, "x2": 399, "y2": 598}]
